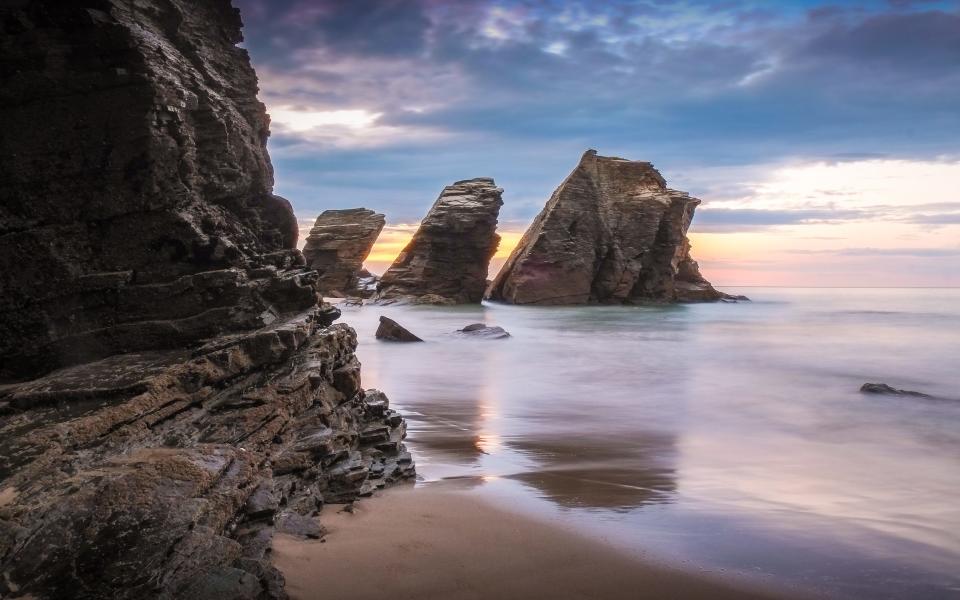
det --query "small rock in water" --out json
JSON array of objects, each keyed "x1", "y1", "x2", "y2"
[
  {"x1": 860, "y1": 382, "x2": 932, "y2": 398},
  {"x1": 457, "y1": 323, "x2": 511, "y2": 339},
  {"x1": 375, "y1": 316, "x2": 423, "y2": 342}
]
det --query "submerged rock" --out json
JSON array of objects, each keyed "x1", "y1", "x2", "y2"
[
  {"x1": 0, "y1": 2, "x2": 414, "y2": 598},
  {"x1": 860, "y1": 382, "x2": 932, "y2": 398},
  {"x1": 303, "y1": 209, "x2": 386, "y2": 298},
  {"x1": 376, "y1": 316, "x2": 424, "y2": 342},
  {"x1": 486, "y1": 150, "x2": 740, "y2": 305},
  {"x1": 457, "y1": 323, "x2": 511, "y2": 339},
  {"x1": 377, "y1": 178, "x2": 503, "y2": 304}
]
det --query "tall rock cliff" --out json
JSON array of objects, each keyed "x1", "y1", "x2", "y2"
[
  {"x1": 0, "y1": 2, "x2": 414, "y2": 598},
  {"x1": 0, "y1": 0, "x2": 310, "y2": 379},
  {"x1": 377, "y1": 178, "x2": 503, "y2": 304},
  {"x1": 486, "y1": 151, "x2": 734, "y2": 305},
  {"x1": 302, "y1": 208, "x2": 385, "y2": 297}
]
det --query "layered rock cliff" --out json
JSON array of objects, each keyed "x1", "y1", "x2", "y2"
[
  {"x1": 0, "y1": 0, "x2": 310, "y2": 379},
  {"x1": 377, "y1": 178, "x2": 503, "y2": 304},
  {"x1": 302, "y1": 209, "x2": 385, "y2": 298},
  {"x1": 486, "y1": 151, "x2": 733, "y2": 305},
  {"x1": 0, "y1": 2, "x2": 414, "y2": 598}
]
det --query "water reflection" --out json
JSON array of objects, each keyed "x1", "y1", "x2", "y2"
[{"x1": 507, "y1": 434, "x2": 677, "y2": 511}]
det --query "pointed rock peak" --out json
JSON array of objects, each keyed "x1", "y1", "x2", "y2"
[
  {"x1": 487, "y1": 151, "x2": 740, "y2": 305},
  {"x1": 376, "y1": 178, "x2": 503, "y2": 304}
]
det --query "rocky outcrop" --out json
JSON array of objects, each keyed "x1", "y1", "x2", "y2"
[
  {"x1": 0, "y1": 313, "x2": 414, "y2": 599},
  {"x1": 486, "y1": 150, "x2": 736, "y2": 305},
  {"x1": 0, "y1": 2, "x2": 414, "y2": 598},
  {"x1": 376, "y1": 316, "x2": 423, "y2": 342},
  {"x1": 376, "y1": 178, "x2": 503, "y2": 304},
  {"x1": 0, "y1": 0, "x2": 314, "y2": 379},
  {"x1": 302, "y1": 209, "x2": 385, "y2": 298}
]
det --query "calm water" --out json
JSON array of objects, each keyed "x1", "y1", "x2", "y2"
[{"x1": 340, "y1": 288, "x2": 960, "y2": 599}]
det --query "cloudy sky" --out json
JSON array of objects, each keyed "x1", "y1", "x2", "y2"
[{"x1": 233, "y1": 0, "x2": 960, "y2": 286}]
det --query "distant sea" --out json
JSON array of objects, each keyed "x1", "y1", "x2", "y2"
[{"x1": 340, "y1": 288, "x2": 960, "y2": 599}]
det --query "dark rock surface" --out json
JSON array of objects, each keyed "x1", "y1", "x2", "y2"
[
  {"x1": 375, "y1": 316, "x2": 423, "y2": 342},
  {"x1": 457, "y1": 323, "x2": 511, "y2": 339},
  {"x1": 486, "y1": 150, "x2": 739, "y2": 305},
  {"x1": 0, "y1": 2, "x2": 414, "y2": 598},
  {"x1": 860, "y1": 382, "x2": 932, "y2": 398},
  {"x1": 0, "y1": 0, "x2": 317, "y2": 380},
  {"x1": 377, "y1": 178, "x2": 503, "y2": 304},
  {"x1": 302, "y1": 209, "x2": 385, "y2": 298}
]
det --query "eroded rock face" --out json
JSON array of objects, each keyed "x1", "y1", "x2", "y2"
[
  {"x1": 0, "y1": 313, "x2": 415, "y2": 599},
  {"x1": 0, "y1": 0, "x2": 315, "y2": 379},
  {"x1": 377, "y1": 178, "x2": 503, "y2": 304},
  {"x1": 302, "y1": 209, "x2": 385, "y2": 298},
  {"x1": 0, "y1": 2, "x2": 415, "y2": 598},
  {"x1": 486, "y1": 150, "x2": 733, "y2": 305}
]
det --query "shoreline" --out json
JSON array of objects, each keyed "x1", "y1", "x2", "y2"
[{"x1": 273, "y1": 484, "x2": 798, "y2": 600}]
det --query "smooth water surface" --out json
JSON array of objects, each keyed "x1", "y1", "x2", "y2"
[{"x1": 340, "y1": 288, "x2": 960, "y2": 599}]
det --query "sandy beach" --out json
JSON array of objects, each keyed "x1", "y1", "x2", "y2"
[{"x1": 273, "y1": 485, "x2": 790, "y2": 600}]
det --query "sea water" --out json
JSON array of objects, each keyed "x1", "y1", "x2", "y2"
[{"x1": 339, "y1": 288, "x2": 960, "y2": 599}]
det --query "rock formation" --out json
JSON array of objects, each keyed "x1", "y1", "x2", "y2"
[
  {"x1": 860, "y1": 383, "x2": 932, "y2": 398},
  {"x1": 486, "y1": 150, "x2": 737, "y2": 305},
  {"x1": 376, "y1": 316, "x2": 423, "y2": 342},
  {"x1": 377, "y1": 178, "x2": 503, "y2": 304},
  {"x1": 302, "y1": 209, "x2": 385, "y2": 298},
  {"x1": 457, "y1": 323, "x2": 511, "y2": 339},
  {"x1": 0, "y1": 2, "x2": 414, "y2": 598}
]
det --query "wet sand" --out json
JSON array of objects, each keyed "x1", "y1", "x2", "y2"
[{"x1": 273, "y1": 486, "x2": 790, "y2": 600}]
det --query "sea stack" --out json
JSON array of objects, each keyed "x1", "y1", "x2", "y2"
[
  {"x1": 486, "y1": 150, "x2": 733, "y2": 304},
  {"x1": 0, "y1": 2, "x2": 413, "y2": 598},
  {"x1": 377, "y1": 178, "x2": 503, "y2": 304},
  {"x1": 303, "y1": 208, "x2": 386, "y2": 297}
]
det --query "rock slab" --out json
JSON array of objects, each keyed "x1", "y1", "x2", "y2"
[
  {"x1": 486, "y1": 150, "x2": 735, "y2": 305},
  {"x1": 377, "y1": 178, "x2": 503, "y2": 304},
  {"x1": 302, "y1": 209, "x2": 385, "y2": 298}
]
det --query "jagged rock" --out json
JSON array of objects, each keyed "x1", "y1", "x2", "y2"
[
  {"x1": 377, "y1": 178, "x2": 503, "y2": 304},
  {"x1": 0, "y1": 312, "x2": 415, "y2": 599},
  {"x1": 302, "y1": 209, "x2": 385, "y2": 298},
  {"x1": 375, "y1": 316, "x2": 423, "y2": 342},
  {"x1": 0, "y1": 2, "x2": 414, "y2": 598},
  {"x1": 457, "y1": 323, "x2": 511, "y2": 339},
  {"x1": 486, "y1": 150, "x2": 741, "y2": 305},
  {"x1": 860, "y1": 383, "x2": 932, "y2": 398}
]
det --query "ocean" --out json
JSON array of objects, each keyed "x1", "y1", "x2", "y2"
[{"x1": 338, "y1": 288, "x2": 960, "y2": 599}]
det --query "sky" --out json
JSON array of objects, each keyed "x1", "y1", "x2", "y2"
[{"x1": 232, "y1": 0, "x2": 960, "y2": 286}]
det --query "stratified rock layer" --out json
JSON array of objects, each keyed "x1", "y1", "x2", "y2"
[
  {"x1": 0, "y1": 2, "x2": 414, "y2": 598},
  {"x1": 487, "y1": 150, "x2": 730, "y2": 305},
  {"x1": 377, "y1": 178, "x2": 503, "y2": 304},
  {"x1": 0, "y1": 313, "x2": 414, "y2": 599},
  {"x1": 0, "y1": 0, "x2": 313, "y2": 379},
  {"x1": 302, "y1": 209, "x2": 385, "y2": 298}
]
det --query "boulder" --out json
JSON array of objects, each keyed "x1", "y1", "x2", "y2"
[
  {"x1": 302, "y1": 209, "x2": 386, "y2": 297},
  {"x1": 486, "y1": 150, "x2": 742, "y2": 305},
  {"x1": 457, "y1": 323, "x2": 511, "y2": 339},
  {"x1": 376, "y1": 316, "x2": 424, "y2": 342},
  {"x1": 377, "y1": 178, "x2": 503, "y2": 304}
]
